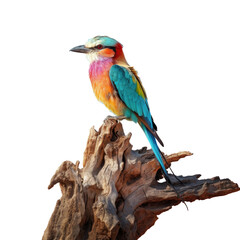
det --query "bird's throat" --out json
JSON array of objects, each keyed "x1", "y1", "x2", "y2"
[{"x1": 89, "y1": 58, "x2": 114, "y2": 81}]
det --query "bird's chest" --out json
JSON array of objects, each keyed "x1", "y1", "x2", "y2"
[
  {"x1": 89, "y1": 60, "x2": 124, "y2": 114},
  {"x1": 89, "y1": 60, "x2": 115, "y2": 100}
]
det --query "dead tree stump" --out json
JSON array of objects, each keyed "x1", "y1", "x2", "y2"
[{"x1": 42, "y1": 119, "x2": 240, "y2": 240}]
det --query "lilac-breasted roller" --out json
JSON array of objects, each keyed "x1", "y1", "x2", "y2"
[{"x1": 70, "y1": 36, "x2": 179, "y2": 192}]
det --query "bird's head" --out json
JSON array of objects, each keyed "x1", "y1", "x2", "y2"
[{"x1": 70, "y1": 36, "x2": 125, "y2": 63}]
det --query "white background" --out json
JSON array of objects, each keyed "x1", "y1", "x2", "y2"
[{"x1": 0, "y1": 1, "x2": 240, "y2": 239}]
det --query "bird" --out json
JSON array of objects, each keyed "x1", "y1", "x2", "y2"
[{"x1": 70, "y1": 36, "x2": 182, "y2": 199}]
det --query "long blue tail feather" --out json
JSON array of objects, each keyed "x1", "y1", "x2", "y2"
[
  {"x1": 140, "y1": 124, "x2": 188, "y2": 210},
  {"x1": 141, "y1": 124, "x2": 171, "y2": 183}
]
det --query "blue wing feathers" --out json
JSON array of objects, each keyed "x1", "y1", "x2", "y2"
[
  {"x1": 109, "y1": 64, "x2": 170, "y2": 179},
  {"x1": 109, "y1": 65, "x2": 152, "y2": 123}
]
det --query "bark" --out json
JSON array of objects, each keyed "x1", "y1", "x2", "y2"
[{"x1": 42, "y1": 119, "x2": 240, "y2": 240}]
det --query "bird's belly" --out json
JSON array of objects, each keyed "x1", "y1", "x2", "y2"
[{"x1": 91, "y1": 76, "x2": 125, "y2": 116}]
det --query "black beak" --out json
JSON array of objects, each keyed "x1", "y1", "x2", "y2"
[{"x1": 70, "y1": 45, "x2": 90, "y2": 54}]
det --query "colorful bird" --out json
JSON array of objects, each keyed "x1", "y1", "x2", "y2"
[{"x1": 70, "y1": 36, "x2": 179, "y2": 193}]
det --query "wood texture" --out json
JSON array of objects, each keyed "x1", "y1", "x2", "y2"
[{"x1": 42, "y1": 119, "x2": 239, "y2": 240}]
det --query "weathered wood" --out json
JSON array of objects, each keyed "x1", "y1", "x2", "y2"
[{"x1": 42, "y1": 119, "x2": 240, "y2": 240}]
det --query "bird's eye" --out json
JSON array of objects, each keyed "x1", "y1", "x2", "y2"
[{"x1": 96, "y1": 44, "x2": 103, "y2": 50}]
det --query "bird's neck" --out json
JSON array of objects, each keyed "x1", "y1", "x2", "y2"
[{"x1": 114, "y1": 46, "x2": 128, "y2": 64}]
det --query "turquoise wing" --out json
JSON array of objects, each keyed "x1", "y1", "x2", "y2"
[{"x1": 109, "y1": 65, "x2": 152, "y2": 125}]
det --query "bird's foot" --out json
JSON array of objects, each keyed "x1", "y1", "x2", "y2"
[{"x1": 104, "y1": 115, "x2": 127, "y2": 122}]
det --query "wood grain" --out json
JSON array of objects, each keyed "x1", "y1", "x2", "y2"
[{"x1": 43, "y1": 119, "x2": 239, "y2": 240}]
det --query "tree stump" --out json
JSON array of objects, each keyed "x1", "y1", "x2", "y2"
[{"x1": 42, "y1": 119, "x2": 240, "y2": 240}]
